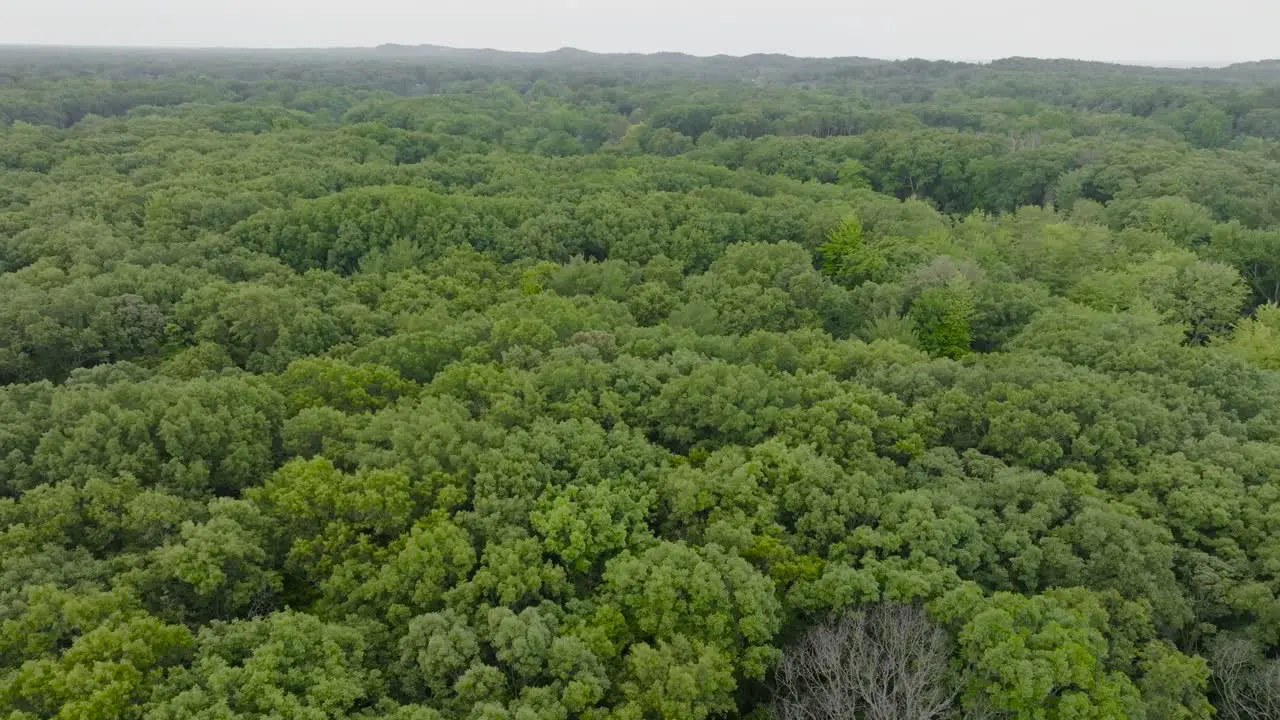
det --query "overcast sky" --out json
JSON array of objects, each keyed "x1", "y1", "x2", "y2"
[{"x1": 4, "y1": 0, "x2": 1277, "y2": 65}]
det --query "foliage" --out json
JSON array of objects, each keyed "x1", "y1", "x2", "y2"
[{"x1": 2, "y1": 45, "x2": 1280, "y2": 720}]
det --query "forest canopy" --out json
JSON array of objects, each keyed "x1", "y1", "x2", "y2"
[{"x1": 3, "y1": 46, "x2": 1280, "y2": 720}]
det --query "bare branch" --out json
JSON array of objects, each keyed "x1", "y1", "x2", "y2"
[
  {"x1": 1210, "y1": 635, "x2": 1280, "y2": 720},
  {"x1": 772, "y1": 604, "x2": 958, "y2": 720}
]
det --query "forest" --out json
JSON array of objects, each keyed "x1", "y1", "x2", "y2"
[{"x1": 3, "y1": 45, "x2": 1280, "y2": 719}]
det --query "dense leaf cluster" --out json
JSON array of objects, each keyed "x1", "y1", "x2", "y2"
[{"x1": 3, "y1": 47, "x2": 1280, "y2": 719}]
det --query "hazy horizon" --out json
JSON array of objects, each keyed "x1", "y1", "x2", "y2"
[
  {"x1": 0, "y1": 42, "x2": 1258, "y2": 71},
  {"x1": 6, "y1": 0, "x2": 1278, "y2": 67}
]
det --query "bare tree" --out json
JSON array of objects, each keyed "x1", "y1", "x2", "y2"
[
  {"x1": 1210, "y1": 635, "x2": 1280, "y2": 720},
  {"x1": 773, "y1": 604, "x2": 957, "y2": 720}
]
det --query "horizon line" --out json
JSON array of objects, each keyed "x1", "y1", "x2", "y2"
[{"x1": 0, "y1": 41, "x2": 1265, "y2": 69}]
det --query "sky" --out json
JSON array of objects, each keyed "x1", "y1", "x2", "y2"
[{"x1": 3, "y1": 0, "x2": 1277, "y2": 65}]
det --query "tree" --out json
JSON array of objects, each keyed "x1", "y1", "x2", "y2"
[
  {"x1": 276, "y1": 357, "x2": 417, "y2": 414},
  {"x1": 820, "y1": 215, "x2": 889, "y2": 287},
  {"x1": 598, "y1": 542, "x2": 782, "y2": 681},
  {"x1": 0, "y1": 588, "x2": 193, "y2": 720},
  {"x1": 1209, "y1": 635, "x2": 1280, "y2": 720},
  {"x1": 613, "y1": 637, "x2": 737, "y2": 720},
  {"x1": 837, "y1": 159, "x2": 871, "y2": 189},
  {"x1": 145, "y1": 498, "x2": 282, "y2": 621},
  {"x1": 1186, "y1": 105, "x2": 1233, "y2": 148},
  {"x1": 249, "y1": 457, "x2": 416, "y2": 591},
  {"x1": 772, "y1": 604, "x2": 956, "y2": 720},
  {"x1": 910, "y1": 283, "x2": 974, "y2": 359},
  {"x1": 1222, "y1": 304, "x2": 1280, "y2": 370},
  {"x1": 146, "y1": 611, "x2": 384, "y2": 720},
  {"x1": 933, "y1": 585, "x2": 1211, "y2": 720},
  {"x1": 1206, "y1": 222, "x2": 1280, "y2": 305},
  {"x1": 1140, "y1": 197, "x2": 1215, "y2": 247}
]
